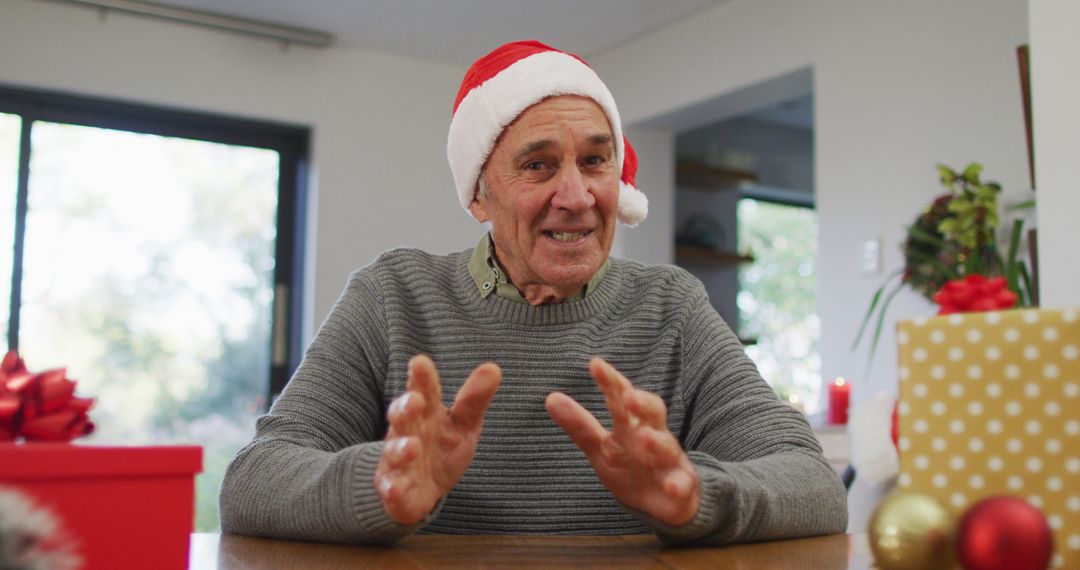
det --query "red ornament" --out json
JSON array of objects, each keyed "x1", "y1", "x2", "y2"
[
  {"x1": 890, "y1": 400, "x2": 899, "y2": 451},
  {"x1": 933, "y1": 275, "x2": 1017, "y2": 315},
  {"x1": 956, "y1": 496, "x2": 1053, "y2": 570}
]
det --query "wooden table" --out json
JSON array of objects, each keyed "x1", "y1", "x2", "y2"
[{"x1": 190, "y1": 533, "x2": 875, "y2": 569}]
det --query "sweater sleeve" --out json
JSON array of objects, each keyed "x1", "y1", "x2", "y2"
[
  {"x1": 218, "y1": 269, "x2": 436, "y2": 544},
  {"x1": 636, "y1": 279, "x2": 848, "y2": 545}
]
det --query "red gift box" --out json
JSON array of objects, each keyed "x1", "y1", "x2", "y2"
[{"x1": 0, "y1": 444, "x2": 202, "y2": 570}]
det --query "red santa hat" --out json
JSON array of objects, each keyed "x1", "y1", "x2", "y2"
[{"x1": 447, "y1": 40, "x2": 648, "y2": 226}]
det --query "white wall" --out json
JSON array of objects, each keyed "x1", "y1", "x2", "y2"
[
  {"x1": 1031, "y1": 0, "x2": 1080, "y2": 308},
  {"x1": 0, "y1": 0, "x2": 473, "y2": 342},
  {"x1": 614, "y1": 126, "x2": 674, "y2": 266},
  {"x1": 592, "y1": 0, "x2": 1031, "y2": 404},
  {"x1": 3, "y1": 0, "x2": 1044, "y2": 396}
]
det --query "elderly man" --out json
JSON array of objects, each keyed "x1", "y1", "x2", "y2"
[{"x1": 220, "y1": 40, "x2": 847, "y2": 545}]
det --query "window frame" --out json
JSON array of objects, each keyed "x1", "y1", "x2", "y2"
[{"x1": 0, "y1": 83, "x2": 308, "y2": 405}]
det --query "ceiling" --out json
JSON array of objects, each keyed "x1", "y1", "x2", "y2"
[{"x1": 151, "y1": 0, "x2": 728, "y2": 66}]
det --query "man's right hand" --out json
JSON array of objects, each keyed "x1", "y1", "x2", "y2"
[{"x1": 375, "y1": 355, "x2": 502, "y2": 525}]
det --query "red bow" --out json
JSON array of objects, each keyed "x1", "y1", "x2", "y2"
[
  {"x1": 0, "y1": 350, "x2": 95, "y2": 442},
  {"x1": 933, "y1": 275, "x2": 1018, "y2": 315}
]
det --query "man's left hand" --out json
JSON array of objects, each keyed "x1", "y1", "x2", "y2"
[{"x1": 545, "y1": 357, "x2": 701, "y2": 527}]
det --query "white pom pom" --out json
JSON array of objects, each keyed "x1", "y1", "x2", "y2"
[{"x1": 617, "y1": 182, "x2": 648, "y2": 226}]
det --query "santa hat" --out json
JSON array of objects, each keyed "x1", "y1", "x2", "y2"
[{"x1": 447, "y1": 40, "x2": 648, "y2": 226}]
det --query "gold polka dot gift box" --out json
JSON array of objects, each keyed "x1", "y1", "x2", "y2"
[{"x1": 896, "y1": 307, "x2": 1080, "y2": 568}]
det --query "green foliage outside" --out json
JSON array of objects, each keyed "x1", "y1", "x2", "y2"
[
  {"x1": 737, "y1": 199, "x2": 821, "y2": 411},
  {"x1": 13, "y1": 122, "x2": 277, "y2": 531}
]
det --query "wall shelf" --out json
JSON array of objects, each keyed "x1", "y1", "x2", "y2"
[
  {"x1": 676, "y1": 160, "x2": 758, "y2": 190},
  {"x1": 675, "y1": 244, "x2": 755, "y2": 266}
]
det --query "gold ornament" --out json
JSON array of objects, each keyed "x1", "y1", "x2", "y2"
[{"x1": 868, "y1": 491, "x2": 955, "y2": 569}]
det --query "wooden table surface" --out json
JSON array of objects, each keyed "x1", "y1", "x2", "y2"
[{"x1": 189, "y1": 532, "x2": 875, "y2": 569}]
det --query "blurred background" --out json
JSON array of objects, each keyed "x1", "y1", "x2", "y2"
[{"x1": 1, "y1": 0, "x2": 1075, "y2": 530}]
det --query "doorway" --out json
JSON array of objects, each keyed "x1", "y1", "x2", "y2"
[{"x1": 669, "y1": 80, "x2": 821, "y2": 413}]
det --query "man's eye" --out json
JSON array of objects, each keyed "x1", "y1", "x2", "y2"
[
  {"x1": 584, "y1": 155, "x2": 607, "y2": 167},
  {"x1": 524, "y1": 161, "x2": 547, "y2": 171}
]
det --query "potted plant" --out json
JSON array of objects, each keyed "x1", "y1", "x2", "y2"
[{"x1": 852, "y1": 163, "x2": 1035, "y2": 363}]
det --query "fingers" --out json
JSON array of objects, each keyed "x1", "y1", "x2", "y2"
[
  {"x1": 588, "y1": 357, "x2": 632, "y2": 428},
  {"x1": 387, "y1": 391, "x2": 427, "y2": 437},
  {"x1": 626, "y1": 389, "x2": 668, "y2": 429},
  {"x1": 375, "y1": 436, "x2": 424, "y2": 523},
  {"x1": 380, "y1": 436, "x2": 421, "y2": 468},
  {"x1": 451, "y1": 363, "x2": 502, "y2": 431},
  {"x1": 374, "y1": 470, "x2": 418, "y2": 523},
  {"x1": 637, "y1": 425, "x2": 683, "y2": 468},
  {"x1": 407, "y1": 354, "x2": 443, "y2": 417},
  {"x1": 661, "y1": 468, "x2": 696, "y2": 500},
  {"x1": 545, "y1": 392, "x2": 606, "y2": 457},
  {"x1": 591, "y1": 357, "x2": 670, "y2": 432}
]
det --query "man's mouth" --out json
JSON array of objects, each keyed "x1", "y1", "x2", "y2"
[{"x1": 545, "y1": 230, "x2": 592, "y2": 242}]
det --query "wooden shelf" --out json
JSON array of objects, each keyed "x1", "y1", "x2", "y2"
[
  {"x1": 676, "y1": 160, "x2": 758, "y2": 190},
  {"x1": 675, "y1": 245, "x2": 754, "y2": 266}
]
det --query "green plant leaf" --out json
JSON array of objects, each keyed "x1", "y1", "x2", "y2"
[
  {"x1": 1006, "y1": 199, "x2": 1036, "y2": 212},
  {"x1": 1002, "y1": 218, "x2": 1019, "y2": 280},
  {"x1": 962, "y1": 163, "x2": 983, "y2": 184},
  {"x1": 938, "y1": 219, "x2": 959, "y2": 236},
  {"x1": 937, "y1": 164, "x2": 957, "y2": 187},
  {"x1": 851, "y1": 269, "x2": 904, "y2": 351},
  {"x1": 1020, "y1": 264, "x2": 1036, "y2": 308},
  {"x1": 907, "y1": 225, "x2": 946, "y2": 246},
  {"x1": 905, "y1": 249, "x2": 959, "y2": 280},
  {"x1": 866, "y1": 281, "x2": 907, "y2": 371}
]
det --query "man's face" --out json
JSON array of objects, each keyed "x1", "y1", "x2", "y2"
[{"x1": 469, "y1": 95, "x2": 619, "y2": 295}]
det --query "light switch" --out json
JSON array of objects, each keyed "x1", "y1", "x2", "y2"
[{"x1": 860, "y1": 238, "x2": 881, "y2": 275}]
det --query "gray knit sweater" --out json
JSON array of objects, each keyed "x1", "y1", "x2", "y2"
[{"x1": 219, "y1": 247, "x2": 847, "y2": 545}]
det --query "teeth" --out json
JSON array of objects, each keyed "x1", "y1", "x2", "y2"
[{"x1": 550, "y1": 231, "x2": 587, "y2": 242}]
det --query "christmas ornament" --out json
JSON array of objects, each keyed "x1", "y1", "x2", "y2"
[
  {"x1": 869, "y1": 492, "x2": 955, "y2": 569},
  {"x1": 956, "y1": 496, "x2": 1053, "y2": 570}
]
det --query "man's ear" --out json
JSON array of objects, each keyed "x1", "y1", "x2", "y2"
[{"x1": 468, "y1": 192, "x2": 490, "y2": 223}]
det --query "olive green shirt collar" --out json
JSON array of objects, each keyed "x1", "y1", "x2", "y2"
[{"x1": 468, "y1": 233, "x2": 610, "y2": 303}]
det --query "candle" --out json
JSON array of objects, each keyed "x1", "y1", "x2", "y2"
[{"x1": 828, "y1": 377, "x2": 851, "y2": 424}]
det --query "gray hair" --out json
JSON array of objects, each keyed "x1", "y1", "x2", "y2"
[
  {"x1": 477, "y1": 171, "x2": 490, "y2": 198},
  {"x1": 475, "y1": 172, "x2": 493, "y2": 229}
]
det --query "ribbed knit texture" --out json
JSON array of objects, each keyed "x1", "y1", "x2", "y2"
[{"x1": 219, "y1": 247, "x2": 847, "y2": 544}]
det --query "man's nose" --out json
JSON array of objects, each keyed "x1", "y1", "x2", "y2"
[{"x1": 550, "y1": 165, "x2": 595, "y2": 211}]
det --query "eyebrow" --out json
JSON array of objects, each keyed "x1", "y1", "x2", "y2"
[
  {"x1": 512, "y1": 133, "x2": 614, "y2": 162},
  {"x1": 513, "y1": 140, "x2": 554, "y2": 163},
  {"x1": 587, "y1": 134, "x2": 613, "y2": 148}
]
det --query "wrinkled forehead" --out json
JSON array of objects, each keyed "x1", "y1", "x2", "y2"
[{"x1": 489, "y1": 95, "x2": 615, "y2": 157}]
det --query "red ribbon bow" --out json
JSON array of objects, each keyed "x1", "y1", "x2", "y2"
[
  {"x1": 933, "y1": 275, "x2": 1018, "y2": 315},
  {"x1": 0, "y1": 350, "x2": 95, "y2": 442}
]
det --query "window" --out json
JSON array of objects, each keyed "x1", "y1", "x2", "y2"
[
  {"x1": 0, "y1": 113, "x2": 18, "y2": 337},
  {"x1": 0, "y1": 86, "x2": 308, "y2": 530},
  {"x1": 737, "y1": 198, "x2": 821, "y2": 413}
]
